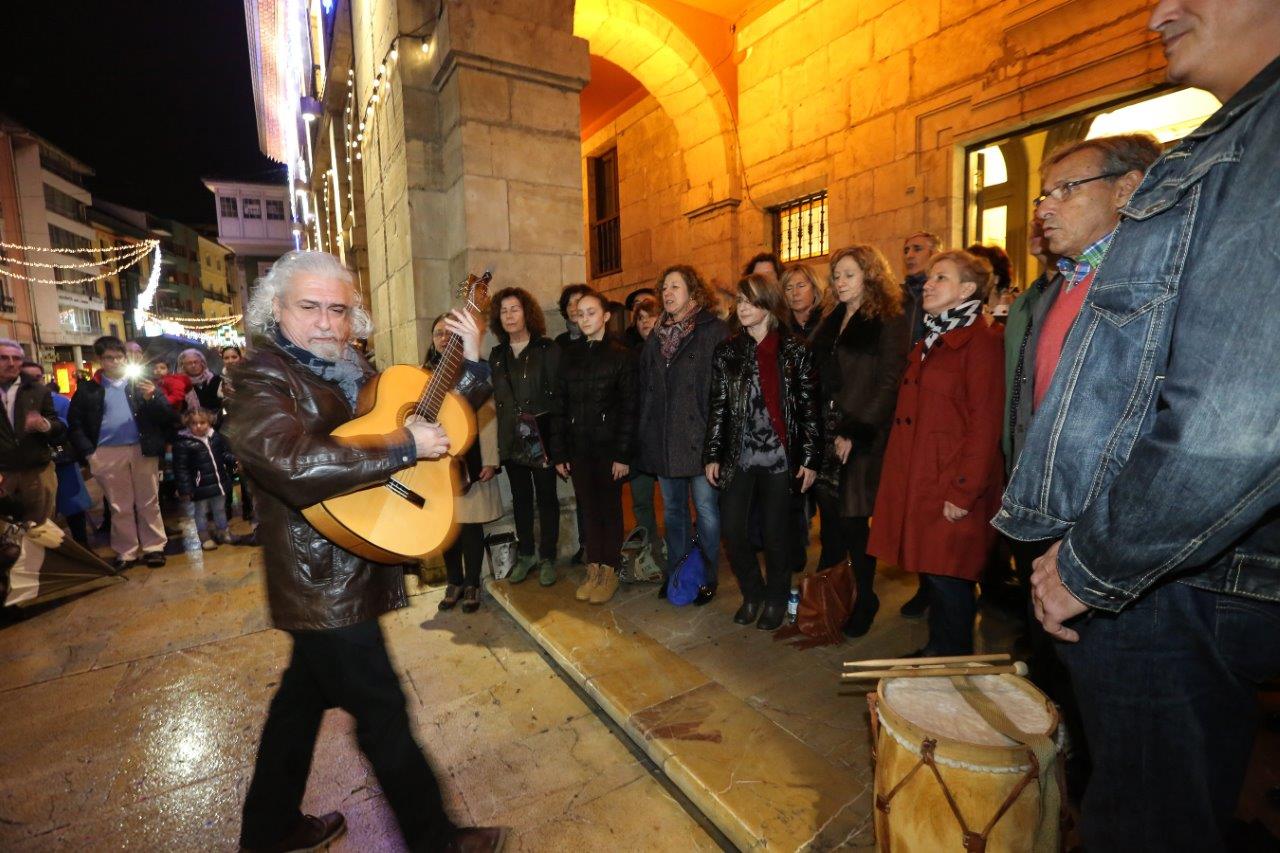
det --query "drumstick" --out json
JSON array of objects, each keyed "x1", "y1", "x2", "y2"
[
  {"x1": 844, "y1": 653, "x2": 1011, "y2": 668},
  {"x1": 841, "y1": 662, "x2": 1029, "y2": 680}
]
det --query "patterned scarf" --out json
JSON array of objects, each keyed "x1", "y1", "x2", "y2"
[
  {"x1": 921, "y1": 299, "x2": 982, "y2": 359},
  {"x1": 273, "y1": 326, "x2": 367, "y2": 409},
  {"x1": 656, "y1": 309, "x2": 698, "y2": 363}
]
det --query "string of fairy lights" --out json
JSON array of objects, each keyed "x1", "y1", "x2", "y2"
[{"x1": 0, "y1": 238, "x2": 245, "y2": 347}]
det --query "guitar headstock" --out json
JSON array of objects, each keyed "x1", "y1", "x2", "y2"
[{"x1": 457, "y1": 271, "x2": 492, "y2": 313}]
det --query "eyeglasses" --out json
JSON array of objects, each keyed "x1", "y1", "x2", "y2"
[{"x1": 1033, "y1": 172, "x2": 1124, "y2": 208}]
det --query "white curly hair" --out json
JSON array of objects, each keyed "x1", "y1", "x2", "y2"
[{"x1": 244, "y1": 250, "x2": 373, "y2": 339}]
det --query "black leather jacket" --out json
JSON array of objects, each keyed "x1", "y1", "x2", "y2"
[
  {"x1": 223, "y1": 335, "x2": 493, "y2": 631},
  {"x1": 549, "y1": 335, "x2": 637, "y2": 465},
  {"x1": 703, "y1": 329, "x2": 821, "y2": 490}
]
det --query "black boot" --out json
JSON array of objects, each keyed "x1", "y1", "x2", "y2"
[
  {"x1": 843, "y1": 594, "x2": 880, "y2": 638},
  {"x1": 733, "y1": 599, "x2": 761, "y2": 624},
  {"x1": 900, "y1": 580, "x2": 929, "y2": 619},
  {"x1": 756, "y1": 601, "x2": 787, "y2": 631}
]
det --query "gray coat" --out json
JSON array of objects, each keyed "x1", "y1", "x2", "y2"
[{"x1": 635, "y1": 309, "x2": 729, "y2": 478}]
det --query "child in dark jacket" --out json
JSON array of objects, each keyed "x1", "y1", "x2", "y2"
[{"x1": 172, "y1": 408, "x2": 234, "y2": 549}]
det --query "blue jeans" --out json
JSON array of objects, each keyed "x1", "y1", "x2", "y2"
[
  {"x1": 1058, "y1": 581, "x2": 1280, "y2": 852},
  {"x1": 189, "y1": 495, "x2": 229, "y2": 540},
  {"x1": 658, "y1": 474, "x2": 720, "y2": 583}
]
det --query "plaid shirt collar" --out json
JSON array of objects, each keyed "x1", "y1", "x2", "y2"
[{"x1": 1056, "y1": 228, "x2": 1116, "y2": 292}]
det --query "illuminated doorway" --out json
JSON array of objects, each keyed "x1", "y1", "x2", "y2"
[{"x1": 964, "y1": 87, "x2": 1219, "y2": 289}]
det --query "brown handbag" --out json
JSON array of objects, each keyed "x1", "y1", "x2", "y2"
[{"x1": 774, "y1": 560, "x2": 856, "y2": 649}]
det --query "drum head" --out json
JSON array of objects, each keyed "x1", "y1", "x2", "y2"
[{"x1": 882, "y1": 673, "x2": 1054, "y2": 747}]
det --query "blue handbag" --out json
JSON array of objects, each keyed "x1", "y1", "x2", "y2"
[{"x1": 667, "y1": 538, "x2": 707, "y2": 606}]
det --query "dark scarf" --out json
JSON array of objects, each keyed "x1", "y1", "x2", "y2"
[
  {"x1": 753, "y1": 329, "x2": 786, "y2": 447},
  {"x1": 656, "y1": 309, "x2": 698, "y2": 363},
  {"x1": 273, "y1": 326, "x2": 366, "y2": 408},
  {"x1": 922, "y1": 299, "x2": 982, "y2": 359}
]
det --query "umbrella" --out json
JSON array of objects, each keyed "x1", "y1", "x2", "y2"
[{"x1": 1, "y1": 520, "x2": 125, "y2": 608}]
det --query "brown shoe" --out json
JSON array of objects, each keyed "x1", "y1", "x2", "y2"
[
  {"x1": 439, "y1": 583, "x2": 463, "y2": 611},
  {"x1": 442, "y1": 826, "x2": 508, "y2": 853},
  {"x1": 461, "y1": 586, "x2": 481, "y2": 613},
  {"x1": 240, "y1": 811, "x2": 346, "y2": 852},
  {"x1": 575, "y1": 563, "x2": 600, "y2": 601}
]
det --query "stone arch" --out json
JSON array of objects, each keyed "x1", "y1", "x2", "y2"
[{"x1": 574, "y1": 0, "x2": 740, "y2": 215}]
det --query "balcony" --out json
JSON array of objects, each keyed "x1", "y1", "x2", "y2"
[{"x1": 0, "y1": 294, "x2": 16, "y2": 314}]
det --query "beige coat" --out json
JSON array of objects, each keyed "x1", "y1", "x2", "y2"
[{"x1": 456, "y1": 397, "x2": 504, "y2": 524}]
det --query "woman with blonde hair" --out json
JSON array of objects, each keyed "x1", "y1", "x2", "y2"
[
  {"x1": 780, "y1": 263, "x2": 830, "y2": 341},
  {"x1": 869, "y1": 249, "x2": 1004, "y2": 655},
  {"x1": 811, "y1": 245, "x2": 911, "y2": 637}
]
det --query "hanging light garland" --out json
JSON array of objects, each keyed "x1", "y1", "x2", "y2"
[{"x1": 0, "y1": 239, "x2": 160, "y2": 285}]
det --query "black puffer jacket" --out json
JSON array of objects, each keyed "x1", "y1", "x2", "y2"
[
  {"x1": 703, "y1": 329, "x2": 821, "y2": 490},
  {"x1": 490, "y1": 336, "x2": 560, "y2": 467},
  {"x1": 635, "y1": 309, "x2": 729, "y2": 478},
  {"x1": 67, "y1": 376, "x2": 178, "y2": 458},
  {"x1": 549, "y1": 335, "x2": 637, "y2": 465},
  {"x1": 172, "y1": 429, "x2": 236, "y2": 501}
]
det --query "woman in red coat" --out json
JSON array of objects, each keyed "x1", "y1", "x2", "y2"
[{"x1": 868, "y1": 249, "x2": 1005, "y2": 655}]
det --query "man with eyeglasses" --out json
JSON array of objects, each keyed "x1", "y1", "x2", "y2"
[
  {"x1": 995, "y1": 0, "x2": 1280, "y2": 847},
  {"x1": 1021, "y1": 135, "x2": 1162, "y2": 423}
]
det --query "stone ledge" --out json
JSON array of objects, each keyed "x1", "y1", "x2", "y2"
[{"x1": 485, "y1": 576, "x2": 867, "y2": 851}]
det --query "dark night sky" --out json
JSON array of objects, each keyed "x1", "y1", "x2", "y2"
[{"x1": 0, "y1": 0, "x2": 282, "y2": 225}]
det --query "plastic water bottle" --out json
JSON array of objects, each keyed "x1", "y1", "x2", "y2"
[{"x1": 787, "y1": 585, "x2": 800, "y2": 623}]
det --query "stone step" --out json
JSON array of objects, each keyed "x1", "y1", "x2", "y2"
[{"x1": 485, "y1": 576, "x2": 869, "y2": 851}]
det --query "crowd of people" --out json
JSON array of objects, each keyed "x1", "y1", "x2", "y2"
[
  {"x1": 1, "y1": 3, "x2": 1275, "y2": 850},
  {"x1": 0, "y1": 334, "x2": 256, "y2": 568}
]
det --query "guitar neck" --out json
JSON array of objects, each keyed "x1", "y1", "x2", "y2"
[{"x1": 417, "y1": 290, "x2": 486, "y2": 420}]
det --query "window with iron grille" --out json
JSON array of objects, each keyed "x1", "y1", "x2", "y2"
[
  {"x1": 588, "y1": 148, "x2": 621, "y2": 278},
  {"x1": 771, "y1": 191, "x2": 828, "y2": 263}
]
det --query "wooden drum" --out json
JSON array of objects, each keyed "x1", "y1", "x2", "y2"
[{"x1": 868, "y1": 671, "x2": 1063, "y2": 852}]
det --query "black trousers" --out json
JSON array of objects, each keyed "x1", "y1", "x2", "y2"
[
  {"x1": 922, "y1": 573, "x2": 977, "y2": 655},
  {"x1": 505, "y1": 462, "x2": 560, "y2": 560},
  {"x1": 721, "y1": 467, "x2": 793, "y2": 605},
  {"x1": 569, "y1": 454, "x2": 623, "y2": 567},
  {"x1": 240, "y1": 620, "x2": 454, "y2": 851},
  {"x1": 443, "y1": 522, "x2": 484, "y2": 587}
]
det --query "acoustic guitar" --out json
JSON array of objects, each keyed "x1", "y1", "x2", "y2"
[{"x1": 302, "y1": 272, "x2": 492, "y2": 563}]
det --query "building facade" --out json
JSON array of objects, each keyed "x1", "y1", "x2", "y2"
[
  {"x1": 201, "y1": 177, "x2": 294, "y2": 316},
  {"x1": 243, "y1": 0, "x2": 1205, "y2": 364},
  {"x1": 197, "y1": 234, "x2": 236, "y2": 318}
]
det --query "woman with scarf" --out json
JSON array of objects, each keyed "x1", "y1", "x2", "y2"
[
  {"x1": 425, "y1": 314, "x2": 502, "y2": 613},
  {"x1": 703, "y1": 273, "x2": 821, "y2": 630},
  {"x1": 178, "y1": 348, "x2": 222, "y2": 420},
  {"x1": 635, "y1": 265, "x2": 729, "y2": 603},
  {"x1": 868, "y1": 249, "x2": 1005, "y2": 656}
]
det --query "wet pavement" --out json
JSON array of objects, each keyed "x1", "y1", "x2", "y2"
[{"x1": 0, "y1": 518, "x2": 719, "y2": 852}]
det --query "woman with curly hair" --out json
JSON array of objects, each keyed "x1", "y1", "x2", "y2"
[
  {"x1": 810, "y1": 245, "x2": 912, "y2": 637},
  {"x1": 488, "y1": 287, "x2": 563, "y2": 586},
  {"x1": 636, "y1": 265, "x2": 729, "y2": 603}
]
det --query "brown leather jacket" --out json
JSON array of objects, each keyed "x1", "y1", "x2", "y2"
[{"x1": 223, "y1": 335, "x2": 417, "y2": 631}]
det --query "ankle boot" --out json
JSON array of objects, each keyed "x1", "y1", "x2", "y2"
[
  {"x1": 575, "y1": 563, "x2": 600, "y2": 601},
  {"x1": 589, "y1": 565, "x2": 620, "y2": 604}
]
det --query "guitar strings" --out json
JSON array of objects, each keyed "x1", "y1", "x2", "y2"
[{"x1": 397, "y1": 291, "x2": 482, "y2": 495}]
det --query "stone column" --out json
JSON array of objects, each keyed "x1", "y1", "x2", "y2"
[{"x1": 357, "y1": 0, "x2": 588, "y2": 365}]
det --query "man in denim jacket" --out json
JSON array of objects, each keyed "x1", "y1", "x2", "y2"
[{"x1": 993, "y1": 1, "x2": 1280, "y2": 849}]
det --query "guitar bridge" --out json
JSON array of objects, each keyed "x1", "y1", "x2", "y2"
[{"x1": 384, "y1": 478, "x2": 427, "y2": 508}]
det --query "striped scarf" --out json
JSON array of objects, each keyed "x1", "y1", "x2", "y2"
[{"x1": 921, "y1": 299, "x2": 982, "y2": 359}]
